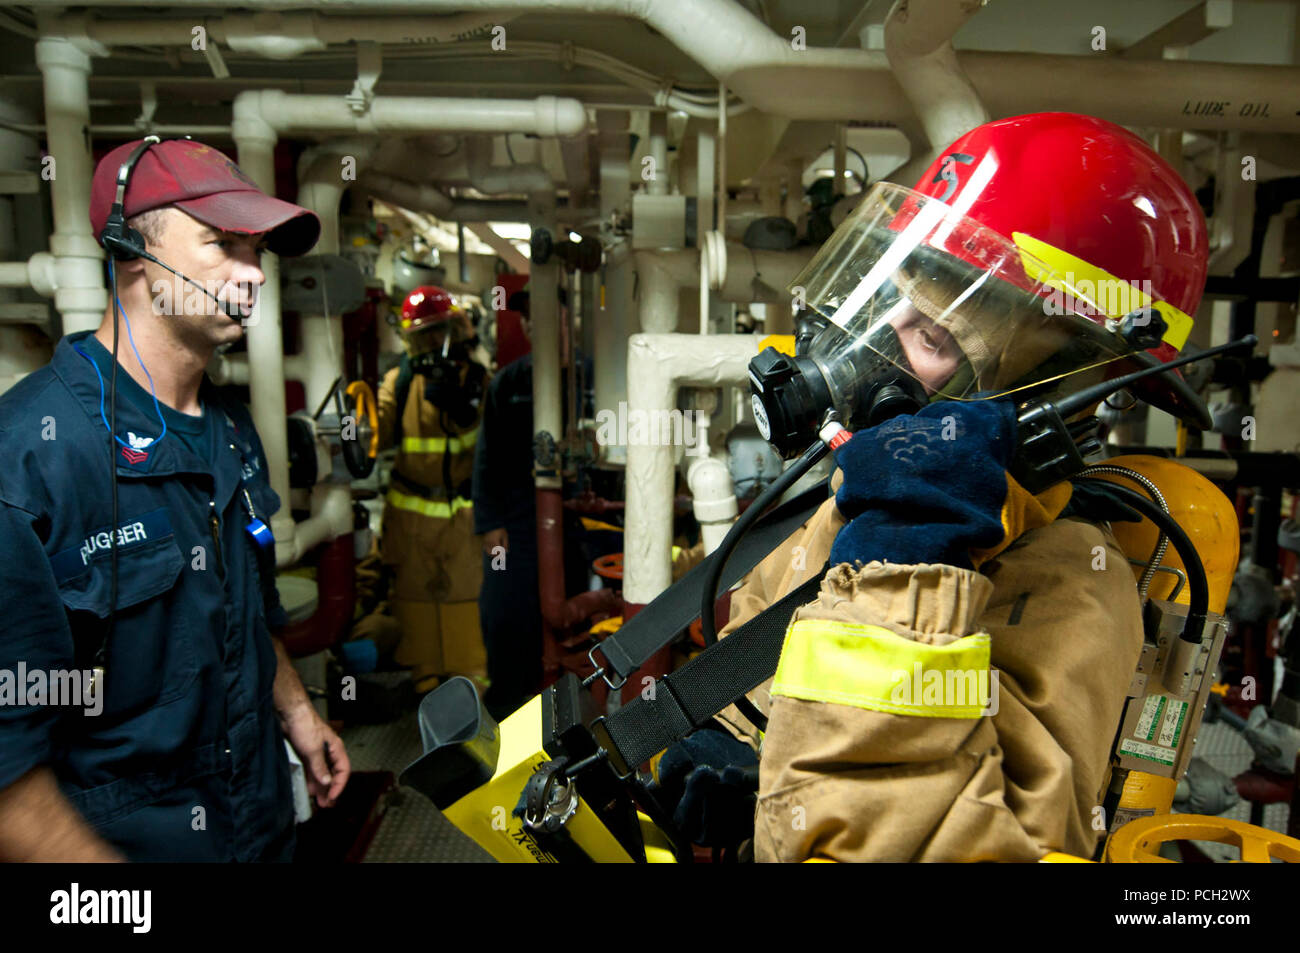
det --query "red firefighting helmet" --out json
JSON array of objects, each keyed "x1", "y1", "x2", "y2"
[
  {"x1": 792, "y1": 112, "x2": 1213, "y2": 427},
  {"x1": 399, "y1": 285, "x2": 462, "y2": 355}
]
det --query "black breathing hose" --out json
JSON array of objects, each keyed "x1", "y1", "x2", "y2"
[
  {"x1": 1074, "y1": 478, "x2": 1210, "y2": 644},
  {"x1": 699, "y1": 438, "x2": 831, "y2": 733}
]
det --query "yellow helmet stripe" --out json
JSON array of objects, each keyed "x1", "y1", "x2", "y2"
[{"x1": 1011, "y1": 231, "x2": 1194, "y2": 352}]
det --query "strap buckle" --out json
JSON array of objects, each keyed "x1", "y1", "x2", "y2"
[
  {"x1": 585, "y1": 644, "x2": 626, "y2": 691},
  {"x1": 520, "y1": 760, "x2": 580, "y2": 833}
]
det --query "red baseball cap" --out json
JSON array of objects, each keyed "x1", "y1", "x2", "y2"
[{"x1": 89, "y1": 138, "x2": 321, "y2": 257}]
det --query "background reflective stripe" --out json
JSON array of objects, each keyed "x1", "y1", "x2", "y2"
[
  {"x1": 401, "y1": 427, "x2": 479, "y2": 455},
  {"x1": 385, "y1": 489, "x2": 474, "y2": 518},
  {"x1": 772, "y1": 619, "x2": 991, "y2": 718}
]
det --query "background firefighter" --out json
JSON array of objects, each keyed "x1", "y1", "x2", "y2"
[{"x1": 376, "y1": 285, "x2": 489, "y2": 695}]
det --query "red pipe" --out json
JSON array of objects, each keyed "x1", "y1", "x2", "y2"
[
  {"x1": 280, "y1": 533, "x2": 356, "y2": 658},
  {"x1": 537, "y1": 487, "x2": 623, "y2": 681}
]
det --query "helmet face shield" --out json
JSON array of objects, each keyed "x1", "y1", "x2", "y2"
[
  {"x1": 789, "y1": 182, "x2": 1152, "y2": 412},
  {"x1": 404, "y1": 320, "x2": 451, "y2": 358}
]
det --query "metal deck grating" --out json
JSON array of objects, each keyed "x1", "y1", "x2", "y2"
[{"x1": 340, "y1": 708, "x2": 495, "y2": 863}]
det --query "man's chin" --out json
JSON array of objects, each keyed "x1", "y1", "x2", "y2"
[{"x1": 209, "y1": 310, "x2": 248, "y2": 344}]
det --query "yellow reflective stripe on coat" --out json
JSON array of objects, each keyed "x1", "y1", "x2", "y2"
[
  {"x1": 386, "y1": 489, "x2": 474, "y2": 519},
  {"x1": 771, "y1": 619, "x2": 992, "y2": 718},
  {"x1": 401, "y1": 428, "x2": 479, "y2": 455}
]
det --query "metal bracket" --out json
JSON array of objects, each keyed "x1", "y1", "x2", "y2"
[
  {"x1": 133, "y1": 82, "x2": 158, "y2": 132},
  {"x1": 345, "y1": 42, "x2": 383, "y2": 115}
]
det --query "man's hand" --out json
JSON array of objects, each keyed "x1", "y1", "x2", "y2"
[
  {"x1": 0, "y1": 767, "x2": 126, "y2": 862},
  {"x1": 481, "y1": 527, "x2": 508, "y2": 556},
  {"x1": 279, "y1": 701, "x2": 351, "y2": 809}
]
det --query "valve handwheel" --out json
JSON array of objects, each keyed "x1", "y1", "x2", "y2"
[
  {"x1": 1106, "y1": 813, "x2": 1300, "y2": 863},
  {"x1": 340, "y1": 380, "x2": 379, "y2": 479},
  {"x1": 593, "y1": 552, "x2": 623, "y2": 580}
]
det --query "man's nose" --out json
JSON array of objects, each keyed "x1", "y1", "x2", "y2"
[{"x1": 230, "y1": 256, "x2": 265, "y2": 286}]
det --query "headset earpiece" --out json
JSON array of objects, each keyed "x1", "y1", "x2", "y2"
[
  {"x1": 101, "y1": 212, "x2": 146, "y2": 261},
  {"x1": 98, "y1": 135, "x2": 166, "y2": 262}
]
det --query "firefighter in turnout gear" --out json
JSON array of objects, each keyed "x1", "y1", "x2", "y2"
[{"x1": 377, "y1": 286, "x2": 489, "y2": 694}]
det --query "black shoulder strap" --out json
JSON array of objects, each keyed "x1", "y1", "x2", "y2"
[
  {"x1": 393, "y1": 354, "x2": 414, "y2": 447},
  {"x1": 590, "y1": 479, "x2": 830, "y2": 684},
  {"x1": 591, "y1": 564, "x2": 829, "y2": 776}
]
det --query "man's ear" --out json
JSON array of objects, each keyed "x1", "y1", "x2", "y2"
[{"x1": 114, "y1": 256, "x2": 149, "y2": 280}]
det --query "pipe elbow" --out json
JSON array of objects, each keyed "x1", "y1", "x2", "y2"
[
  {"x1": 534, "y1": 95, "x2": 589, "y2": 137},
  {"x1": 231, "y1": 90, "x2": 277, "y2": 142},
  {"x1": 687, "y1": 455, "x2": 737, "y2": 525}
]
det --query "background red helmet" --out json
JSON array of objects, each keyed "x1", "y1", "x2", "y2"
[
  {"x1": 400, "y1": 285, "x2": 458, "y2": 332},
  {"x1": 910, "y1": 112, "x2": 1211, "y2": 427}
]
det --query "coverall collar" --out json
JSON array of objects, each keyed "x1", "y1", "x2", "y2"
[{"x1": 51, "y1": 331, "x2": 242, "y2": 501}]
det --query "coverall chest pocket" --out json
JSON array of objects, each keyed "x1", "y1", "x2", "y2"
[{"x1": 55, "y1": 532, "x2": 198, "y2": 719}]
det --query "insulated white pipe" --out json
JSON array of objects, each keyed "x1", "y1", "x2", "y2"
[
  {"x1": 235, "y1": 89, "x2": 586, "y2": 137},
  {"x1": 58, "y1": 11, "x2": 509, "y2": 57},
  {"x1": 230, "y1": 113, "x2": 296, "y2": 559},
  {"x1": 281, "y1": 483, "x2": 354, "y2": 564},
  {"x1": 530, "y1": 192, "x2": 562, "y2": 492},
  {"x1": 884, "y1": 0, "x2": 988, "y2": 179},
  {"x1": 295, "y1": 141, "x2": 370, "y2": 416},
  {"x1": 697, "y1": 127, "x2": 715, "y2": 335},
  {"x1": 637, "y1": 253, "x2": 680, "y2": 335},
  {"x1": 646, "y1": 112, "x2": 669, "y2": 197},
  {"x1": 465, "y1": 136, "x2": 556, "y2": 195},
  {"x1": 208, "y1": 352, "x2": 316, "y2": 388},
  {"x1": 36, "y1": 37, "x2": 107, "y2": 335},
  {"x1": 636, "y1": 245, "x2": 816, "y2": 310},
  {"x1": 363, "y1": 173, "x2": 454, "y2": 218},
  {"x1": 623, "y1": 333, "x2": 760, "y2": 604},
  {"x1": 594, "y1": 111, "x2": 632, "y2": 465},
  {"x1": 0, "y1": 262, "x2": 29, "y2": 286},
  {"x1": 363, "y1": 173, "x2": 576, "y2": 222}
]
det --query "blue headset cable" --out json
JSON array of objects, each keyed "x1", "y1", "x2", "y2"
[{"x1": 71, "y1": 281, "x2": 168, "y2": 449}]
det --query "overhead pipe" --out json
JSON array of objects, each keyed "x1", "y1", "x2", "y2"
[
  {"x1": 55, "y1": 10, "x2": 511, "y2": 58},
  {"x1": 363, "y1": 171, "x2": 530, "y2": 222},
  {"x1": 34, "y1": 0, "x2": 1300, "y2": 131},
  {"x1": 233, "y1": 89, "x2": 586, "y2": 137},
  {"x1": 884, "y1": 0, "x2": 988, "y2": 183}
]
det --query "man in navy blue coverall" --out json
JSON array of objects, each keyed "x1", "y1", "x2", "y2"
[{"x1": 0, "y1": 138, "x2": 350, "y2": 861}]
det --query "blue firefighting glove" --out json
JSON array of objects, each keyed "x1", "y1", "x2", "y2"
[
  {"x1": 830, "y1": 400, "x2": 1073, "y2": 571},
  {"x1": 651, "y1": 726, "x2": 759, "y2": 848}
]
